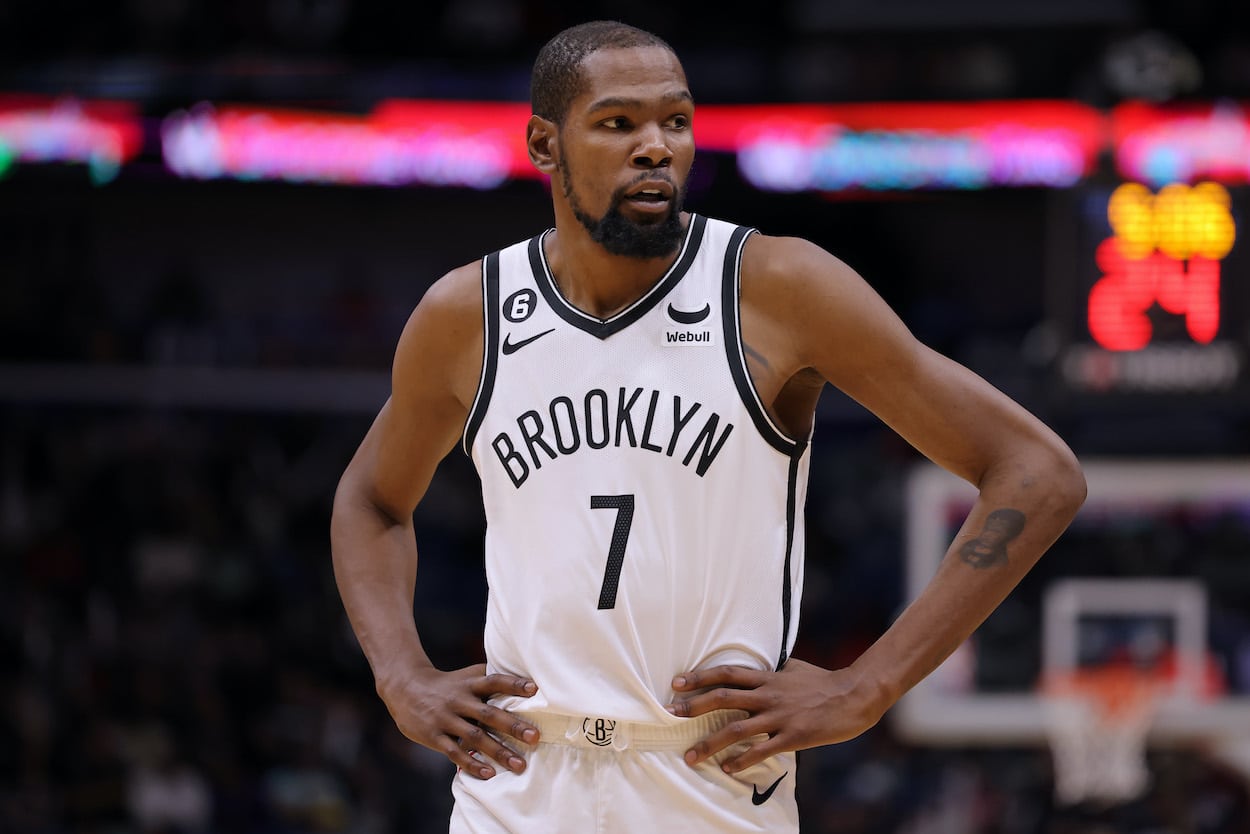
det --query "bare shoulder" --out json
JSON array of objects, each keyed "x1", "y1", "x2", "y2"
[
  {"x1": 740, "y1": 232, "x2": 848, "y2": 288},
  {"x1": 338, "y1": 260, "x2": 486, "y2": 519},
  {"x1": 741, "y1": 231, "x2": 868, "y2": 295},
  {"x1": 408, "y1": 260, "x2": 484, "y2": 334},
  {"x1": 738, "y1": 231, "x2": 918, "y2": 381},
  {"x1": 741, "y1": 230, "x2": 1076, "y2": 488},
  {"x1": 393, "y1": 260, "x2": 485, "y2": 414}
]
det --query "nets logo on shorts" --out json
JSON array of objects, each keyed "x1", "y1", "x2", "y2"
[{"x1": 582, "y1": 717, "x2": 616, "y2": 747}]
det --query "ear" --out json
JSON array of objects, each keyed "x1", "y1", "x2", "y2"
[{"x1": 526, "y1": 115, "x2": 559, "y2": 176}]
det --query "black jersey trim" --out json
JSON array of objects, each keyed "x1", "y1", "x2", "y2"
[
  {"x1": 528, "y1": 214, "x2": 708, "y2": 340},
  {"x1": 720, "y1": 226, "x2": 807, "y2": 456},
  {"x1": 777, "y1": 450, "x2": 803, "y2": 669},
  {"x1": 719, "y1": 224, "x2": 806, "y2": 668},
  {"x1": 462, "y1": 251, "x2": 501, "y2": 455}
]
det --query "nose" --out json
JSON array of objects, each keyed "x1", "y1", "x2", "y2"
[{"x1": 631, "y1": 123, "x2": 672, "y2": 169}]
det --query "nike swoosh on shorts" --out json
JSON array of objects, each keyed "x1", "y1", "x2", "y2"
[{"x1": 751, "y1": 772, "x2": 787, "y2": 806}]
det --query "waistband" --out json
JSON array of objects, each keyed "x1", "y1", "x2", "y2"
[{"x1": 517, "y1": 709, "x2": 748, "y2": 752}]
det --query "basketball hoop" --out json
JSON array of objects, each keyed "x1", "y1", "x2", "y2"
[{"x1": 1041, "y1": 665, "x2": 1163, "y2": 805}]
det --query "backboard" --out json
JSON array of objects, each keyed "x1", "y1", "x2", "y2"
[{"x1": 894, "y1": 459, "x2": 1250, "y2": 761}]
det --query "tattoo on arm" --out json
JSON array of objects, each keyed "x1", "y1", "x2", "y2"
[
  {"x1": 959, "y1": 508, "x2": 1026, "y2": 568},
  {"x1": 743, "y1": 342, "x2": 772, "y2": 371}
]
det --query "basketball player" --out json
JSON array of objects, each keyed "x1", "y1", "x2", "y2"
[{"x1": 330, "y1": 21, "x2": 1086, "y2": 833}]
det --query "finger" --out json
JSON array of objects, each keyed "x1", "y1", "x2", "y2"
[
  {"x1": 434, "y1": 734, "x2": 498, "y2": 780},
  {"x1": 470, "y1": 673, "x2": 539, "y2": 700},
  {"x1": 449, "y1": 719, "x2": 529, "y2": 774},
  {"x1": 672, "y1": 666, "x2": 767, "y2": 692},
  {"x1": 720, "y1": 735, "x2": 786, "y2": 773},
  {"x1": 468, "y1": 700, "x2": 541, "y2": 745},
  {"x1": 666, "y1": 685, "x2": 765, "y2": 718},
  {"x1": 680, "y1": 715, "x2": 772, "y2": 766}
]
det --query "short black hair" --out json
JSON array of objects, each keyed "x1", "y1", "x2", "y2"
[{"x1": 530, "y1": 21, "x2": 676, "y2": 125}]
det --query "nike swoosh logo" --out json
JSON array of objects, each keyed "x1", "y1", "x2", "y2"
[
  {"x1": 751, "y1": 772, "x2": 787, "y2": 806},
  {"x1": 501, "y1": 328, "x2": 555, "y2": 355},
  {"x1": 666, "y1": 302, "x2": 711, "y2": 324}
]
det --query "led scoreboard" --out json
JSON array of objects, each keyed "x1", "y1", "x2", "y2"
[
  {"x1": 1089, "y1": 182, "x2": 1234, "y2": 351},
  {"x1": 1053, "y1": 181, "x2": 1248, "y2": 397}
]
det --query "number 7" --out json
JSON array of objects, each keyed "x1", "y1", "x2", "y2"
[{"x1": 591, "y1": 494, "x2": 634, "y2": 610}]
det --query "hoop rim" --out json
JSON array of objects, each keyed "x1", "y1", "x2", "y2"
[{"x1": 1040, "y1": 664, "x2": 1166, "y2": 723}]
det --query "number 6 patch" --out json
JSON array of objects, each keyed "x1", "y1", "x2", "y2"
[{"x1": 503, "y1": 288, "x2": 537, "y2": 323}]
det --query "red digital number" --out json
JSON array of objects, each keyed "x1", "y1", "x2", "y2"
[{"x1": 1088, "y1": 236, "x2": 1221, "y2": 351}]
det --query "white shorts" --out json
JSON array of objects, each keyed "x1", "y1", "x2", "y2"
[{"x1": 449, "y1": 710, "x2": 799, "y2": 834}]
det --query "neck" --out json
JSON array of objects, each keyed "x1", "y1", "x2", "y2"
[{"x1": 544, "y1": 209, "x2": 688, "y2": 320}]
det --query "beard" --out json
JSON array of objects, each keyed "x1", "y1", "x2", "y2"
[{"x1": 560, "y1": 157, "x2": 688, "y2": 259}]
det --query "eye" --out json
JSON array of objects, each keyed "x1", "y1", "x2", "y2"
[
  {"x1": 666, "y1": 114, "x2": 691, "y2": 130},
  {"x1": 600, "y1": 117, "x2": 630, "y2": 129}
]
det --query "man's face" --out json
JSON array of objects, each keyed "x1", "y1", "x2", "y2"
[{"x1": 555, "y1": 46, "x2": 695, "y2": 258}]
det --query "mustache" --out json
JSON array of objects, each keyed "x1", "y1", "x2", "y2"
[{"x1": 612, "y1": 173, "x2": 677, "y2": 202}]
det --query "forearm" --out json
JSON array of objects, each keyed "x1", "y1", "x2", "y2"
[
  {"x1": 330, "y1": 479, "x2": 434, "y2": 691},
  {"x1": 852, "y1": 445, "x2": 1086, "y2": 706}
]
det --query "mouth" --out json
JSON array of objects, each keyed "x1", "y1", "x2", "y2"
[{"x1": 621, "y1": 180, "x2": 675, "y2": 214}]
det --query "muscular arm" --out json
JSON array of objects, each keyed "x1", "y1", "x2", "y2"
[
  {"x1": 672, "y1": 233, "x2": 1086, "y2": 769},
  {"x1": 330, "y1": 263, "x2": 539, "y2": 778},
  {"x1": 766, "y1": 234, "x2": 1084, "y2": 696}
]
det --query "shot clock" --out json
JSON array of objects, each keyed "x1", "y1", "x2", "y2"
[{"x1": 1053, "y1": 181, "x2": 1247, "y2": 397}]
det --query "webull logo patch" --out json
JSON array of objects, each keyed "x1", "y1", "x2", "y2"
[{"x1": 663, "y1": 329, "x2": 714, "y2": 345}]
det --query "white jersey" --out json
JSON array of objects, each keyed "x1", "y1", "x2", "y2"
[{"x1": 463, "y1": 215, "x2": 811, "y2": 724}]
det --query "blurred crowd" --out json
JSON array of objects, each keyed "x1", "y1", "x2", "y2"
[{"x1": 2, "y1": 409, "x2": 473, "y2": 833}]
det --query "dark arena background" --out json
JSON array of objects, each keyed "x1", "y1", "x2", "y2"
[{"x1": 5, "y1": 2, "x2": 1250, "y2": 832}]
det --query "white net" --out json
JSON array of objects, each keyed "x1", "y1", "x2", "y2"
[{"x1": 1042, "y1": 669, "x2": 1160, "y2": 805}]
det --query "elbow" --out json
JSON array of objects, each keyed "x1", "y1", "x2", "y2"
[
  {"x1": 332, "y1": 464, "x2": 409, "y2": 533},
  {"x1": 983, "y1": 434, "x2": 1087, "y2": 524},
  {"x1": 331, "y1": 466, "x2": 363, "y2": 527},
  {"x1": 1042, "y1": 441, "x2": 1087, "y2": 523}
]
